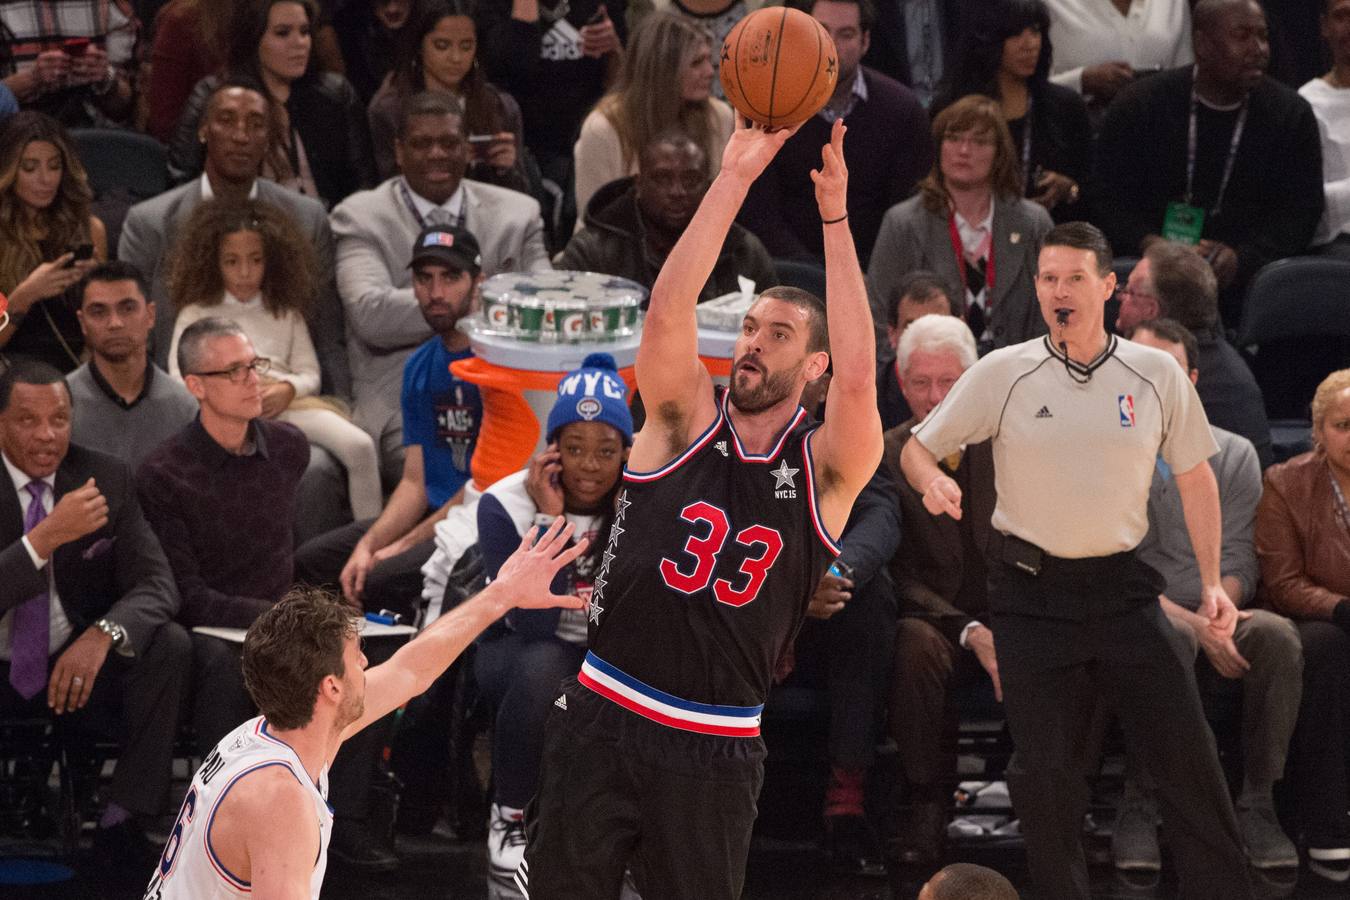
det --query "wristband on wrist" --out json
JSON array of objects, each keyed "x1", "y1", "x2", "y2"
[{"x1": 822, "y1": 212, "x2": 848, "y2": 225}]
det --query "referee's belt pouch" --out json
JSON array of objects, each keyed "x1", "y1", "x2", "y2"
[{"x1": 999, "y1": 534, "x2": 1044, "y2": 577}]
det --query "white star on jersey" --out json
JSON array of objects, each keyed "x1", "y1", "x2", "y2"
[{"x1": 771, "y1": 460, "x2": 799, "y2": 490}]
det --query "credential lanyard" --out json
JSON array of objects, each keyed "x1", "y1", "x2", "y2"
[
  {"x1": 1185, "y1": 88, "x2": 1248, "y2": 217},
  {"x1": 1020, "y1": 95, "x2": 1034, "y2": 193}
]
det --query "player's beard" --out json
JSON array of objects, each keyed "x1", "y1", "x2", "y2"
[
  {"x1": 729, "y1": 356, "x2": 802, "y2": 413},
  {"x1": 338, "y1": 676, "x2": 365, "y2": 728}
]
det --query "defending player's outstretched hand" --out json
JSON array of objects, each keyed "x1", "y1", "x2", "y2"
[{"x1": 496, "y1": 516, "x2": 590, "y2": 610}]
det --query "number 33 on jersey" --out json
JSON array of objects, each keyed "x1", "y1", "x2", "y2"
[{"x1": 584, "y1": 391, "x2": 840, "y2": 710}]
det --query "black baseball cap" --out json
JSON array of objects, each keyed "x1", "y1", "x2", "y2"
[{"x1": 408, "y1": 224, "x2": 482, "y2": 274}]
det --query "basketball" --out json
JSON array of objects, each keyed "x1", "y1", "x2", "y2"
[{"x1": 719, "y1": 7, "x2": 839, "y2": 130}]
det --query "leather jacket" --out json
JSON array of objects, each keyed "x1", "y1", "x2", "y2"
[{"x1": 1255, "y1": 450, "x2": 1350, "y2": 620}]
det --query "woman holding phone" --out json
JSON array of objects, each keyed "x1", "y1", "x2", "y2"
[
  {"x1": 0, "y1": 111, "x2": 105, "y2": 368},
  {"x1": 932, "y1": 0, "x2": 1090, "y2": 222},
  {"x1": 367, "y1": 0, "x2": 530, "y2": 193},
  {"x1": 473, "y1": 353, "x2": 632, "y2": 886}
]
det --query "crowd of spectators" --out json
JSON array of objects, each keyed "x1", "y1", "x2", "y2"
[{"x1": 0, "y1": 0, "x2": 1347, "y2": 891}]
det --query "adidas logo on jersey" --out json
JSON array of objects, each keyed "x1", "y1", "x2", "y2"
[
  {"x1": 1035, "y1": 406, "x2": 1053, "y2": 419},
  {"x1": 554, "y1": 694, "x2": 568, "y2": 711}
]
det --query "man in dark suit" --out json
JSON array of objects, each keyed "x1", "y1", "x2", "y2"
[
  {"x1": 0, "y1": 359, "x2": 188, "y2": 865},
  {"x1": 740, "y1": 0, "x2": 932, "y2": 270},
  {"x1": 861, "y1": 0, "x2": 965, "y2": 107},
  {"x1": 881, "y1": 314, "x2": 996, "y2": 866}
]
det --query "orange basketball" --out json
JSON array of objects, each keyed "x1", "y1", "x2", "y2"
[{"x1": 719, "y1": 7, "x2": 839, "y2": 130}]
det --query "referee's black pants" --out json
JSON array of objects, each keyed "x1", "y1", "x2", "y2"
[{"x1": 989, "y1": 550, "x2": 1252, "y2": 900}]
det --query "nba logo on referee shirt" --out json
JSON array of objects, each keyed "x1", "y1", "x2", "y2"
[{"x1": 1118, "y1": 394, "x2": 1136, "y2": 427}]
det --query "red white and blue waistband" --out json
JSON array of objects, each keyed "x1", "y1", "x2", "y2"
[{"x1": 577, "y1": 651, "x2": 763, "y2": 738}]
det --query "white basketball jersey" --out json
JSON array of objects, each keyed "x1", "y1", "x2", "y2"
[{"x1": 142, "y1": 717, "x2": 333, "y2": 900}]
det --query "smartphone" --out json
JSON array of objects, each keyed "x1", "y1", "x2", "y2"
[
  {"x1": 70, "y1": 243, "x2": 95, "y2": 262},
  {"x1": 62, "y1": 37, "x2": 91, "y2": 57},
  {"x1": 468, "y1": 133, "x2": 495, "y2": 159},
  {"x1": 587, "y1": 5, "x2": 607, "y2": 24},
  {"x1": 827, "y1": 560, "x2": 855, "y2": 581}
]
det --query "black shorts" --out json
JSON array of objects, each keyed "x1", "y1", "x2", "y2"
[{"x1": 516, "y1": 677, "x2": 766, "y2": 900}]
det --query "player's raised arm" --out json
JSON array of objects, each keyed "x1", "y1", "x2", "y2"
[
  {"x1": 633, "y1": 119, "x2": 795, "y2": 462},
  {"x1": 807, "y1": 120, "x2": 883, "y2": 534},
  {"x1": 340, "y1": 519, "x2": 586, "y2": 745}
]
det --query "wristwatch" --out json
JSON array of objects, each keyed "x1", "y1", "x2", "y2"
[{"x1": 93, "y1": 617, "x2": 131, "y2": 655}]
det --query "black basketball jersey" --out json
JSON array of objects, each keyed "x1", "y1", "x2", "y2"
[{"x1": 580, "y1": 390, "x2": 840, "y2": 731}]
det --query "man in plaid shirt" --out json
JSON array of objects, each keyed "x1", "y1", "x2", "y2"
[{"x1": 0, "y1": 0, "x2": 137, "y2": 125}]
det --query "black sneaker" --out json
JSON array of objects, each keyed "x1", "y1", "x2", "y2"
[
  {"x1": 329, "y1": 819, "x2": 399, "y2": 873},
  {"x1": 890, "y1": 800, "x2": 945, "y2": 867},
  {"x1": 94, "y1": 819, "x2": 161, "y2": 873},
  {"x1": 824, "y1": 813, "x2": 887, "y2": 878}
]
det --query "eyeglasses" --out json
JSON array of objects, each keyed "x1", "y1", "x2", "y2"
[
  {"x1": 191, "y1": 357, "x2": 271, "y2": 383},
  {"x1": 942, "y1": 132, "x2": 996, "y2": 149},
  {"x1": 1114, "y1": 287, "x2": 1155, "y2": 302}
]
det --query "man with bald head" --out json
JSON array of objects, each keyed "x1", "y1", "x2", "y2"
[
  {"x1": 1094, "y1": 0, "x2": 1323, "y2": 324},
  {"x1": 558, "y1": 131, "x2": 777, "y2": 302}
]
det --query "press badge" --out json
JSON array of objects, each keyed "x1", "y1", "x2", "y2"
[{"x1": 1162, "y1": 202, "x2": 1204, "y2": 245}]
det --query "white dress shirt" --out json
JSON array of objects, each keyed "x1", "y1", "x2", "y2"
[
  {"x1": 1299, "y1": 77, "x2": 1350, "y2": 244},
  {"x1": 200, "y1": 172, "x2": 260, "y2": 201},
  {"x1": 1045, "y1": 0, "x2": 1193, "y2": 96},
  {"x1": 0, "y1": 453, "x2": 72, "y2": 659},
  {"x1": 403, "y1": 179, "x2": 465, "y2": 226}
]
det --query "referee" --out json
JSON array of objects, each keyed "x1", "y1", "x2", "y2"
[{"x1": 899, "y1": 223, "x2": 1253, "y2": 900}]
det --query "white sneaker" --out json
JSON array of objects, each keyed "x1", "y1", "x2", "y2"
[{"x1": 488, "y1": 803, "x2": 527, "y2": 886}]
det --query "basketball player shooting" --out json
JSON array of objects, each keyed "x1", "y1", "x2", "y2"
[
  {"x1": 142, "y1": 519, "x2": 587, "y2": 900},
  {"x1": 516, "y1": 118, "x2": 883, "y2": 900}
]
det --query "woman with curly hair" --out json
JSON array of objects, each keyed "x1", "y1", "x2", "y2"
[
  {"x1": 572, "y1": 11, "x2": 732, "y2": 224},
  {"x1": 932, "y1": 0, "x2": 1090, "y2": 221},
  {"x1": 367, "y1": 0, "x2": 528, "y2": 191},
  {"x1": 167, "y1": 199, "x2": 382, "y2": 520},
  {"x1": 0, "y1": 111, "x2": 105, "y2": 369},
  {"x1": 169, "y1": 0, "x2": 375, "y2": 208}
]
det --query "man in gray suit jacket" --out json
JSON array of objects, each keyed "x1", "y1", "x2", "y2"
[
  {"x1": 118, "y1": 81, "x2": 350, "y2": 401},
  {"x1": 331, "y1": 92, "x2": 550, "y2": 485}
]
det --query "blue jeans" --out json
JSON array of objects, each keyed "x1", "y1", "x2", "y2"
[{"x1": 475, "y1": 632, "x2": 586, "y2": 808}]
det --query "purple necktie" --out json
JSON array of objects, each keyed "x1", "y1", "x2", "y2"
[{"x1": 10, "y1": 481, "x2": 49, "y2": 699}]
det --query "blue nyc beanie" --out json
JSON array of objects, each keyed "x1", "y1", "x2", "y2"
[{"x1": 546, "y1": 353, "x2": 634, "y2": 445}]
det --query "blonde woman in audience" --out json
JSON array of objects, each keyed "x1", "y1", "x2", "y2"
[
  {"x1": 1255, "y1": 368, "x2": 1350, "y2": 884},
  {"x1": 167, "y1": 199, "x2": 383, "y2": 521},
  {"x1": 0, "y1": 112, "x2": 104, "y2": 369},
  {"x1": 572, "y1": 11, "x2": 733, "y2": 224}
]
